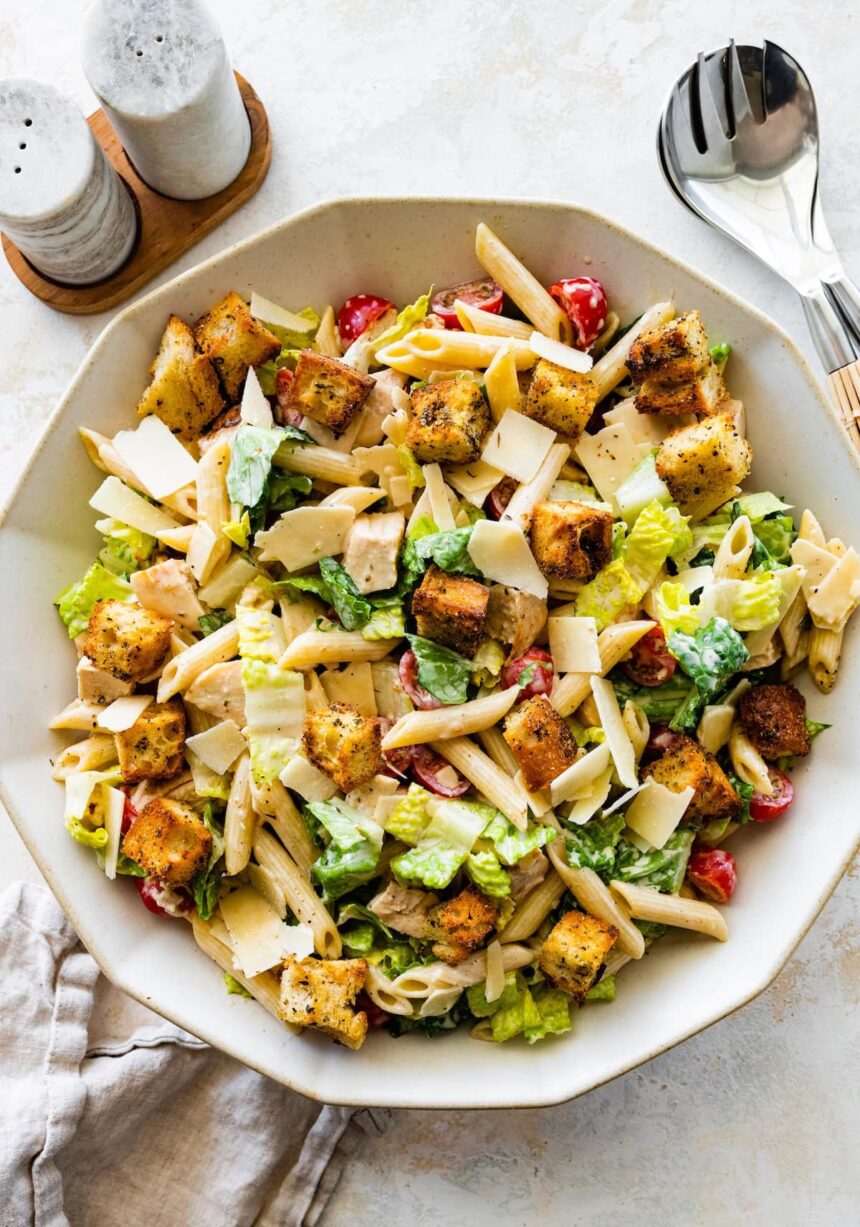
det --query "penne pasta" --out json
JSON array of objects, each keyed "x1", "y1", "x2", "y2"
[
  {"x1": 590, "y1": 301, "x2": 674, "y2": 402},
  {"x1": 808, "y1": 626, "x2": 843, "y2": 693},
  {"x1": 500, "y1": 870, "x2": 566, "y2": 943},
  {"x1": 280, "y1": 630, "x2": 400, "y2": 670},
  {"x1": 454, "y1": 298, "x2": 533, "y2": 339},
  {"x1": 252, "y1": 828, "x2": 341, "y2": 959},
  {"x1": 610, "y1": 880, "x2": 728, "y2": 941},
  {"x1": 546, "y1": 844, "x2": 645, "y2": 959},
  {"x1": 157, "y1": 621, "x2": 241, "y2": 702},
  {"x1": 550, "y1": 621, "x2": 655, "y2": 716},
  {"x1": 250, "y1": 777, "x2": 317, "y2": 876},
  {"x1": 274, "y1": 442, "x2": 362, "y2": 486},
  {"x1": 391, "y1": 943, "x2": 535, "y2": 998},
  {"x1": 314, "y1": 304, "x2": 343, "y2": 357},
  {"x1": 431, "y1": 737, "x2": 529, "y2": 828},
  {"x1": 50, "y1": 700, "x2": 103, "y2": 732},
  {"x1": 483, "y1": 341, "x2": 522, "y2": 422},
  {"x1": 728, "y1": 724, "x2": 774, "y2": 796},
  {"x1": 712, "y1": 515, "x2": 754, "y2": 580},
  {"x1": 224, "y1": 753, "x2": 255, "y2": 875},
  {"x1": 475, "y1": 222, "x2": 572, "y2": 343},
  {"x1": 382, "y1": 687, "x2": 520, "y2": 749},
  {"x1": 51, "y1": 733, "x2": 117, "y2": 779},
  {"x1": 404, "y1": 328, "x2": 536, "y2": 371}
]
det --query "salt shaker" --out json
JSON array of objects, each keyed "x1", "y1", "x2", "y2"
[
  {"x1": 0, "y1": 79, "x2": 137, "y2": 285},
  {"x1": 82, "y1": 0, "x2": 252, "y2": 201}
]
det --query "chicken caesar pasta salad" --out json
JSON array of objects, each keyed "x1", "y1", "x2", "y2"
[{"x1": 51, "y1": 222, "x2": 859, "y2": 1050}]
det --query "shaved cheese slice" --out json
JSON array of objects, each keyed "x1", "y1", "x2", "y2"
[
  {"x1": 186, "y1": 522, "x2": 220, "y2": 583},
  {"x1": 790, "y1": 539, "x2": 838, "y2": 592},
  {"x1": 198, "y1": 556, "x2": 261, "y2": 610},
  {"x1": 514, "y1": 770, "x2": 552, "y2": 817},
  {"x1": 241, "y1": 366, "x2": 274, "y2": 429},
  {"x1": 696, "y1": 704, "x2": 735, "y2": 755},
  {"x1": 805, "y1": 547, "x2": 860, "y2": 630},
  {"x1": 550, "y1": 741, "x2": 612, "y2": 805},
  {"x1": 467, "y1": 519, "x2": 548, "y2": 598},
  {"x1": 548, "y1": 616, "x2": 600, "y2": 673},
  {"x1": 344, "y1": 773, "x2": 399, "y2": 819},
  {"x1": 602, "y1": 397, "x2": 677, "y2": 445},
  {"x1": 574, "y1": 424, "x2": 651, "y2": 504},
  {"x1": 480, "y1": 409, "x2": 556, "y2": 483},
  {"x1": 102, "y1": 786, "x2": 125, "y2": 881},
  {"x1": 590, "y1": 676, "x2": 637, "y2": 789},
  {"x1": 320, "y1": 662, "x2": 377, "y2": 716},
  {"x1": 565, "y1": 765, "x2": 614, "y2": 825},
  {"x1": 255, "y1": 506, "x2": 355, "y2": 571},
  {"x1": 675, "y1": 565, "x2": 714, "y2": 594},
  {"x1": 250, "y1": 292, "x2": 316, "y2": 336},
  {"x1": 423, "y1": 463, "x2": 456, "y2": 530},
  {"x1": 96, "y1": 695, "x2": 153, "y2": 733},
  {"x1": 602, "y1": 783, "x2": 644, "y2": 816},
  {"x1": 529, "y1": 330, "x2": 593, "y2": 373},
  {"x1": 744, "y1": 565, "x2": 804, "y2": 656},
  {"x1": 624, "y1": 779, "x2": 694, "y2": 849},
  {"x1": 220, "y1": 886, "x2": 314, "y2": 977},
  {"x1": 90, "y1": 477, "x2": 182, "y2": 540},
  {"x1": 445, "y1": 459, "x2": 504, "y2": 506},
  {"x1": 112, "y1": 415, "x2": 198, "y2": 500},
  {"x1": 186, "y1": 719, "x2": 247, "y2": 774},
  {"x1": 279, "y1": 754, "x2": 337, "y2": 802}
]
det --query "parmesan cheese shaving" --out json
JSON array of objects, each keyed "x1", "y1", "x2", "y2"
[
  {"x1": 279, "y1": 754, "x2": 338, "y2": 802},
  {"x1": 240, "y1": 366, "x2": 274, "y2": 429},
  {"x1": 480, "y1": 409, "x2": 556, "y2": 483},
  {"x1": 423, "y1": 463, "x2": 456, "y2": 530},
  {"x1": 574, "y1": 424, "x2": 651, "y2": 505},
  {"x1": 89, "y1": 477, "x2": 182, "y2": 541},
  {"x1": 112, "y1": 415, "x2": 198, "y2": 500},
  {"x1": 220, "y1": 886, "x2": 314, "y2": 977},
  {"x1": 550, "y1": 741, "x2": 612, "y2": 805},
  {"x1": 185, "y1": 719, "x2": 247, "y2": 774},
  {"x1": 589, "y1": 676, "x2": 638, "y2": 789},
  {"x1": 96, "y1": 695, "x2": 153, "y2": 733},
  {"x1": 624, "y1": 779, "x2": 694, "y2": 849},
  {"x1": 466, "y1": 520, "x2": 548, "y2": 599},
  {"x1": 548, "y1": 616, "x2": 600, "y2": 673},
  {"x1": 255, "y1": 506, "x2": 355, "y2": 571},
  {"x1": 528, "y1": 331, "x2": 593, "y2": 373}
]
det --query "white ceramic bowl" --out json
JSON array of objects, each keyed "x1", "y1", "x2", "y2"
[{"x1": 1, "y1": 198, "x2": 858, "y2": 1108}]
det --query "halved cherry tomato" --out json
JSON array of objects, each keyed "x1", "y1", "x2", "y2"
[
  {"x1": 411, "y1": 745, "x2": 470, "y2": 797},
  {"x1": 548, "y1": 277, "x2": 608, "y2": 349},
  {"x1": 375, "y1": 718, "x2": 414, "y2": 780},
  {"x1": 623, "y1": 626, "x2": 678, "y2": 687},
  {"x1": 121, "y1": 795, "x2": 138, "y2": 834},
  {"x1": 687, "y1": 847, "x2": 737, "y2": 903},
  {"x1": 749, "y1": 767, "x2": 795, "y2": 822},
  {"x1": 501, "y1": 647, "x2": 554, "y2": 699},
  {"x1": 430, "y1": 278, "x2": 504, "y2": 329},
  {"x1": 398, "y1": 649, "x2": 442, "y2": 710},
  {"x1": 485, "y1": 475, "x2": 518, "y2": 520},
  {"x1": 274, "y1": 368, "x2": 304, "y2": 428},
  {"x1": 356, "y1": 991, "x2": 390, "y2": 1029},
  {"x1": 642, "y1": 724, "x2": 683, "y2": 763},
  {"x1": 136, "y1": 877, "x2": 193, "y2": 918},
  {"x1": 337, "y1": 294, "x2": 395, "y2": 346}
]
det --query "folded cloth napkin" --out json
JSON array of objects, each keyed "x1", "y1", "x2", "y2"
[{"x1": 0, "y1": 882, "x2": 385, "y2": 1227}]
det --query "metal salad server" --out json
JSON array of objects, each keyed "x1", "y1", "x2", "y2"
[{"x1": 659, "y1": 40, "x2": 860, "y2": 446}]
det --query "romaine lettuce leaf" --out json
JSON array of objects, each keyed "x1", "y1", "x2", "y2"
[
  {"x1": 699, "y1": 574, "x2": 783, "y2": 631},
  {"x1": 391, "y1": 798, "x2": 487, "y2": 889},
  {"x1": 198, "y1": 609, "x2": 234, "y2": 637},
  {"x1": 574, "y1": 559, "x2": 644, "y2": 631},
  {"x1": 414, "y1": 526, "x2": 481, "y2": 576},
  {"x1": 224, "y1": 972, "x2": 252, "y2": 998},
  {"x1": 565, "y1": 811, "x2": 626, "y2": 879},
  {"x1": 668, "y1": 617, "x2": 748, "y2": 695},
  {"x1": 190, "y1": 803, "x2": 226, "y2": 920},
  {"x1": 611, "y1": 674, "x2": 693, "y2": 722},
  {"x1": 318, "y1": 558, "x2": 372, "y2": 631},
  {"x1": 385, "y1": 784, "x2": 432, "y2": 844},
  {"x1": 308, "y1": 798, "x2": 383, "y2": 902},
  {"x1": 397, "y1": 444, "x2": 425, "y2": 490},
  {"x1": 470, "y1": 638, "x2": 506, "y2": 688},
  {"x1": 614, "y1": 827, "x2": 694, "y2": 894},
  {"x1": 464, "y1": 849, "x2": 512, "y2": 898},
  {"x1": 55, "y1": 561, "x2": 133, "y2": 638},
  {"x1": 624, "y1": 500, "x2": 692, "y2": 583},
  {"x1": 361, "y1": 603, "x2": 406, "y2": 641},
  {"x1": 98, "y1": 522, "x2": 156, "y2": 575},
  {"x1": 404, "y1": 634, "x2": 472, "y2": 705},
  {"x1": 654, "y1": 581, "x2": 700, "y2": 638},
  {"x1": 371, "y1": 290, "x2": 431, "y2": 352},
  {"x1": 467, "y1": 972, "x2": 572, "y2": 1043},
  {"x1": 586, "y1": 974, "x2": 617, "y2": 1002},
  {"x1": 481, "y1": 810, "x2": 554, "y2": 865},
  {"x1": 241, "y1": 657, "x2": 304, "y2": 784},
  {"x1": 614, "y1": 453, "x2": 672, "y2": 525}
]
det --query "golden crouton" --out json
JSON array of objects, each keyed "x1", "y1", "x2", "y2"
[
  {"x1": 524, "y1": 358, "x2": 597, "y2": 441},
  {"x1": 738, "y1": 684, "x2": 811, "y2": 761},
  {"x1": 85, "y1": 599, "x2": 173, "y2": 683},
  {"x1": 284, "y1": 350, "x2": 375, "y2": 436},
  {"x1": 278, "y1": 956, "x2": 369, "y2": 1049},
  {"x1": 411, "y1": 565, "x2": 489, "y2": 658},
  {"x1": 194, "y1": 291, "x2": 281, "y2": 400},
  {"x1": 303, "y1": 701, "x2": 382, "y2": 792},
  {"x1": 121, "y1": 797, "x2": 211, "y2": 884},
  {"x1": 115, "y1": 698, "x2": 187, "y2": 782},
  {"x1": 643, "y1": 734, "x2": 741, "y2": 822},
  {"x1": 503, "y1": 695, "x2": 579, "y2": 793},
  {"x1": 136, "y1": 315, "x2": 225, "y2": 440},
  {"x1": 539, "y1": 910, "x2": 618, "y2": 1004},
  {"x1": 636, "y1": 363, "x2": 727, "y2": 417},
  {"x1": 529, "y1": 500, "x2": 613, "y2": 581},
  {"x1": 427, "y1": 885, "x2": 499, "y2": 964},
  {"x1": 627, "y1": 310, "x2": 711, "y2": 384},
  {"x1": 655, "y1": 413, "x2": 752, "y2": 506},
  {"x1": 406, "y1": 379, "x2": 490, "y2": 464}
]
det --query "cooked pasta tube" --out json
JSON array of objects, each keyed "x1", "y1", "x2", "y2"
[
  {"x1": 280, "y1": 630, "x2": 400, "y2": 669},
  {"x1": 475, "y1": 222, "x2": 573, "y2": 343},
  {"x1": 590, "y1": 301, "x2": 674, "y2": 402},
  {"x1": 500, "y1": 871, "x2": 566, "y2": 942},
  {"x1": 712, "y1": 515, "x2": 754, "y2": 579},
  {"x1": 431, "y1": 736, "x2": 528, "y2": 828},
  {"x1": 779, "y1": 589, "x2": 808, "y2": 658},
  {"x1": 798, "y1": 508, "x2": 826, "y2": 546},
  {"x1": 191, "y1": 917, "x2": 288, "y2": 1024},
  {"x1": 477, "y1": 726, "x2": 520, "y2": 777},
  {"x1": 685, "y1": 486, "x2": 742, "y2": 523},
  {"x1": 382, "y1": 687, "x2": 520, "y2": 749},
  {"x1": 622, "y1": 700, "x2": 650, "y2": 764},
  {"x1": 808, "y1": 626, "x2": 843, "y2": 693},
  {"x1": 550, "y1": 621, "x2": 655, "y2": 717},
  {"x1": 610, "y1": 880, "x2": 728, "y2": 941},
  {"x1": 728, "y1": 724, "x2": 774, "y2": 795},
  {"x1": 274, "y1": 442, "x2": 362, "y2": 486},
  {"x1": 252, "y1": 828, "x2": 340, "y2": 958},
  {"x1": 250, "y1": 777, "x2": 317, "y2": 876},
  {"x1": 545, "y1": 829, "x2": 645, "y2": 958},
  {"x1": 404, "y1": 328, "x2": 536, "y2": 371},
  {"x1": 50, "y1": 700, "x2": 103, "y2": 732},
  {"x1": 390, "y1": 943, "x2": 535, "y2": 998},
  {"x1": 157, "y1": 621, "x2": 241, "y2": 702},
  {"x1": 224, "y1": 753, "x2": 255, "y2": 875},
  {"x1": 194, "y1": 436, "x2": 233, "y2": 584},
  {"x1": 51, "y1": 734, "x2": 117, "y2": 780},
  {"x1": 483, "y1": 341, "x2": 522, "y2": 421},
  {"x1": 364, "y1": 966, "x2": 414, "y2": 1017},
  {"x1": 454, "y1": 298, "x2": 533, "y2": 339}
]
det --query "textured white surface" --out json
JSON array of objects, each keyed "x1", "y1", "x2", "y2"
[{"x1": 0, "y1": 0, "x2": 857, "y2": 1222}]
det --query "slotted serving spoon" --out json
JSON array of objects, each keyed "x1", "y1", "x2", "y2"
[{"x1": 659, "y1": 40, "x2": 860, "y2": 446}]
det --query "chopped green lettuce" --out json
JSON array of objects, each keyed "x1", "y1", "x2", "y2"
[
  {"x1": 404, "y1": 634, "x2": 472, "y2": 705},
  {"x1": 98, "y1": 522, "x2": 156, "y2": 575},
  {"x1": 414, "y1": 526, "x2": 481, "y2": 576},
  {"x1": 371, "y1": 290, "x2": 431, "y2": 352},
  {"x1": 397, "y1": 444, "x2": 425, "y2": 490},
  {"x1": 614, "y1": 453, "x2": 672, "y2": 525},
  {"x1": 198, "y1": 609, "x2": 234, "y2": 637},
  {"x1": 586, "y1": 975, "x2": 617, "y2": 1002},
  {"x1": 710, "y1": 341, "x2": 731, "y2": 367},
  {"x1": 575, "y1": 559, "x2": 643, "y2": 630},
  {"x1": 256, "y1": 304, "x2": 320, "y2": 348},
  {"x1": 55, "y1": 561, "x2": 133, "y2": 638},
  {"x1": 481, "y1": 809, "x2": 554, "y2": 865},
  {"x1": 308, "y1": 798, "x2": 383, "y2": 902},
  {"x1": 611, "y1": 675, "x2": 693, "y2": 722},
  {"x1": 361, "y1": 603, "x2": 406, "y2": 641},
  {"x1": 222, "y1": 512, "x2": 251, "y2": 548},
  {"x1": 614, "y1": 827, "x2": 694, "y2": 894},
  {"x1": 624, "y1": 500, "x2": 693, "y2": 582},
  {"x1": 227, "y1": 425, "x2": 289, "y2": 508},
  {"x1": 318, "y1": 558, "x2": 372, "y2": 631},
  {"x1": 190, "y1": 804, "x2": 226, "y2": 920},
  {"x1": 464, "y1": 849, "x2": 512, "y2": 898},
  {"x1": 392, "y1": 798, "x2": 487, "y2": 890},
  {"x1": 668, "y1": 617, "x2": 748, "y2": 695},
  {"x1": 224, "y1": 972, "x2": 252, "y2": 998},
  {"x1": 565, "y1": 811, "x2": 626, "y2": 879},
  {"x1": 385, "y1": 784, "x2": 432, "y2": 844},
  {"x1": 471, "y1": 638, "x2": 506, "y2": 688},
  {"x1": 654, "y1": 581, "x2": 700, "y2": 638},
  {"x1": 241, "y1": 658, "x2": 304, "y2": 784},
  {"x1": 468, "y1": 972, "x2": 572, "y2": 1044}
]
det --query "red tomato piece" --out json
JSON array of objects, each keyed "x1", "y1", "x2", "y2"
[
  {"x1": 135, "y1": 877, "x2": 193, "y2": 918},
  {"x1": 548, "y1": 277, "x2": 609, "y2": 349},
  {"x1": 398, "y1": 649, "x2": 442, "y2": 710},
  {"x1": 356, "y1": 991, "x2": 390, "y2": 1029},
  {"x1": 642, "y1": 724, "x2": 683, "y2": 763},
  {"x1": 749, "y1": 768, "x2": 795, "y2": 822},
  {"x1": 500, "y1": 647, "x2": 554, "y2": 699},
  {"x1": 121, "y1": 795, "x2": 138, "y2": 834},
  {"x1": 687, "y1": 847, "x2": 737, "y2": 903},
  {"x1": 273, "y1": 368, "x2": 304, "y2": 428},
  {"x1": 485, "y1": 475, "x2": 518, "y2": 520},
  {"x1": 410, "y1": 745, "x2": 470, "y2": 797},
  {"x1": 375, "y1": 717, "x2": 414, "y2": 780},
  {"x1": 337, "y1": 294, "x2": 395, "y2": 346},
  {"x1": 623, "y1": 626, "x2": 678, "y2": 687},
  {"x1": 430, "y1": 278, "x2": 504, "y2": 329}
]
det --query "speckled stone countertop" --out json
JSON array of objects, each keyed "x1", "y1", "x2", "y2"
[{"x1": 1, "y1": 2, "x2": 857, "y2": 1222}]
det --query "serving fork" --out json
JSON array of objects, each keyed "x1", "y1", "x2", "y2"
[{"x1": 659, "y1": 40, "x2": 860, "y2": 447}]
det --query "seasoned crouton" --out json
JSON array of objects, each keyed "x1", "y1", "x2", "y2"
[
  {"x1": 278, "y1": 956, "x2": 369, "y2": 1049},
  {"x1": 343, "y1": 511, "x2": 405, "y2": 594},
  {"x1": 85, "y1": 599, "x2": 173, "y2": 683},
  {"x1": 121, "y1": 797, "x2": 211, "y2": 884},
  {"x1": 529, "y1": 500, "x2": 613, "y2": 581},
  {"x1": 411, "y1": 565, "x2": 489, "y2": 658},
  {"x1": 627, "y1": 310, "x2": 711, "y2": 384},
  {"x1": 284, "y1": 350, "x2": 375, "y2": 436},
  {"x1": 131, "y1": 559, "x2": 204, "y2": 632},
  {"x1": 136, "y1": 315, "x2": 225, "y2": 440},
  {"x1": 115, "y1": 698, "x2": 187, "y2": 782},
  {"x1": 738, "y1": 684, "x2": 811, "y2": 761},
  {"x1": 637, "y1": 363, "x2": 727, "y2": 417},
  {"x1": 76, "y1": 656, "x2": 134, "y2": 706},
  {"x1": 524, "y1": 358, "x2": 596, "y2": 441},
  {"x1": 539, "y1": 910, "x2": 618, "y2": 1004},
  {"x1": 643, "y1": 733, "x2": 741, "y2": 822},
  {"x1": 503, "y1": 695, "x2": 579, "y2": 792},
  {"x1": 194, "y1": 291, "x2": 281, "y2": 400},
  {"x1": 303, "y1": 701, "x2": 382, "y2": 792},
  {"x1": 427, "y1": 885, "x2": 499, "y2": 964},
  {"x1": 485, "y1": 584, "x2": 548, "y2": 661},
  {"x1": 406, "y1": 378, "x2": 490, "y2": 464},
  {"x1": 655, "y1": 413, "x2": 752, "y2": 506}
]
